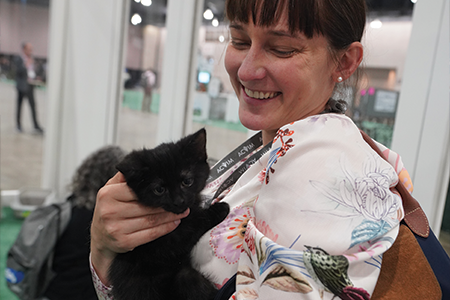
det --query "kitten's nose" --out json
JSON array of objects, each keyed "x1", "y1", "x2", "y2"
[{"x1": 174, "y1": 197, "x2": 185, "y2": 207}]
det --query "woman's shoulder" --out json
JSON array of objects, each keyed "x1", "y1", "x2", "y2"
[
  {"x1": 277, "y1": 113, "x2": 361, "y2": 146},
  {"x1": 285, "y1": 113, "x2": 357, "y2": 132}
]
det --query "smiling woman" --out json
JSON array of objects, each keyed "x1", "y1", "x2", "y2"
[
  {"x1": 89, "y1": 0, "x2": 440, "y2": 299},
  {"x1": 224, "y1": 0, "x2": 363, "y2": 144}
]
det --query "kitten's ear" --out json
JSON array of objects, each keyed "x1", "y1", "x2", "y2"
[
  {"x1": 184, "y1": 128, "x2": 207, "y2": 161},
  {"x1": 115, "y1": 152, "x2": 141, "y2": 179},
  {"x1": 116, "y1": 158, "x2": 132, "y2": 177}
]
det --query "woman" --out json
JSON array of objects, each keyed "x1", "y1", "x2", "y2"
[{"x1": 90, "y1": 0, "x2": 407, "y2": 299}]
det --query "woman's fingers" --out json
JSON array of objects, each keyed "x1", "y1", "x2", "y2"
[
  {"x1": 99, "y1": 207, "x2": 190, "y2": 252},
  {"x1": 105, "y1": 171, "x2": 126, "y2": 184},
  {"x1": 119, "y1": 208, "x2": 190, "y2": 236},
  {"x1": 115, "y1": 210, "x2": 190, "y2": 251}
]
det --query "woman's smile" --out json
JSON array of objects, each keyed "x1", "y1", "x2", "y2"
[{"x1": 243, "y1": 86, "x2": 281, "y2": 100}]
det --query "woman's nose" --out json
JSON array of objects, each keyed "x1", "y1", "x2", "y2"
[{"x1": 237, "y1": 47, "x2": 267, "y2": 82}]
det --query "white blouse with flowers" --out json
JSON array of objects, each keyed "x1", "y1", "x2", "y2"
[{"x1": 92, "y1": 113, "x2": 410, "y2": 300}]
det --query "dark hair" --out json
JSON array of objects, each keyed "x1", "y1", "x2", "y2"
[
  {"x1": 225, "y1": 0, "x2": 366, "y2": 53},
  {"x1": 69, "y1": 145, "x2": 126, "y2": 209}
]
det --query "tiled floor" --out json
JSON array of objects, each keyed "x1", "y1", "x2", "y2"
[{"x1": 0, "y1": 80, "x2": 449, "y2": 299}]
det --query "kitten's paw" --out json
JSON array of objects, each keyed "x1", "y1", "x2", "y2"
[{"x1": 209, "y1": 202, "x2": 230, "y2": 224}]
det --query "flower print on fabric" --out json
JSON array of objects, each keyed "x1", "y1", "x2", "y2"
[
  {"x1": 264, "y1": 128, "x2": 295, "y2": 184},
  {"x1": 255, "y1": 220, "x2": 279, "y2": 243},
  {"x1": 210, "y1": 198, "x2": 256, "y2": 264},
  {"x1": 310, "y1": 152, "x2": 402, "y2": 248},
  {"x1": 257, "y1": 169, "x2": 266, "y2": 184},
  {"x1": 242, "y1": 218, "x2": 279, "y2": 260},
  {"x1": 265, "y1": 148, "x2": 280, "y2": 185},
  {"x1": 273, "y1": 128, "x2": 295, "y2": 157},
  {"x1": 238, "y1": 221, "x2": 373, "y2": 299},
  {"x1": 238, "y1": 221, "x2": 313, "y2": 297}
]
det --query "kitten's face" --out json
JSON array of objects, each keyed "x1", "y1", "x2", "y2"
[{"x1": 117, "y1": 129, "x2": 210, "y2": 214}]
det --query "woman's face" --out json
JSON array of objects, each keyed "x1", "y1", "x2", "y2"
[{"x1": 225, "y1": 13, "x2": 338, "y2": 139}]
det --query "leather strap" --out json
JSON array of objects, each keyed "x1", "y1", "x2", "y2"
[{"x1": 360, "y1": 130, "x2": 430, "y2": 238}]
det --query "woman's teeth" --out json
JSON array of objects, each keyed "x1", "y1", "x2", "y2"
[{"x1": 244, "y1": 87, "x2": 278, "y2": 99}]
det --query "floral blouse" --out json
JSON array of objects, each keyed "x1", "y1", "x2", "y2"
[{"x1": 92, "y1": 113, "x2": 410, "y2": 300}]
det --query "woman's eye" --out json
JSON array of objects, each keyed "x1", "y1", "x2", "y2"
[
  {"x1": 153, "y1": 186, "x2": 166, "y2": 196},
  {"x1": 272, "y1": 49, "x2": 297, "y2": 57},
  {"x1": 230, "y1": 39, "x2": 250, "y2": 49},
  {"x1": 182, "y1": 178, "x2": 194, "y2": 187}
]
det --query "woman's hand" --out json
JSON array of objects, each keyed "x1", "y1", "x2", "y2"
[{"x1": 90, "y1": 172, "x2": 189, "y2": 285}]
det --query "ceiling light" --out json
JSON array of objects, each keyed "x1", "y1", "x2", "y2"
[
  {"x1": 411, "y1": 0, "x2": 417, "y2": 3},
  {"x1": 370, "y1": 19, "x2": 382, "y2": 29},
  {"x1": 131, "y1": 13, "x2": 142, "y2": 25},
  {"x1": 219, "y1": 35, "x2": 225, "y2": 43},
  {"x1": 203, "y1": 9, "x2": 214, "y2": 20},
  {"x1": 134, "y1": 0, "x2": 140, "y2": 2},
  {"x1": 212, "y1": 18, "x2": 219, "y2": 27},
  {"x1": 141, "y1": 0, "x2": 152, "y2": 6}
]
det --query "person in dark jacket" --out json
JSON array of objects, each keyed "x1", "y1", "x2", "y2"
[
  {"x1": 14, "y1": 42, "x2": 44, "y2": 133},
  {"x1": 43, "y1": 145, "x2": 126, "y2": 300}
]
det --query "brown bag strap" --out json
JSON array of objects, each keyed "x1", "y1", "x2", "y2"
[{"x1": 359, "y1": 130, "x2": 430, "y2": 238}]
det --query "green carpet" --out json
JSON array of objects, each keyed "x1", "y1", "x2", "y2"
[{"x1": 0, "y1": 207, "x2": 22, "y2": 300}]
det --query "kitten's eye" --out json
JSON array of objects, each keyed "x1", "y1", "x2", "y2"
[
  {"x1": 181, "y1": 177, "x2": 194, "y2": 187},
  {"x1": 153, "y1": 186, "x2": 166, "y2": 196}
]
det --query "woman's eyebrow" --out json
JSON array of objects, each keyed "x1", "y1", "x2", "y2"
[
  {"x1": 267, "y1": 29, "x2": 303, "y2": 40},
  {"x1": 229, "y1": 23, "x2": 244, "y2": 31}
]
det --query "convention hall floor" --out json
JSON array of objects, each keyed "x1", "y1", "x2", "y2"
[{"x1": 0, "y1": 80, "x2": 449, "y2": 299}]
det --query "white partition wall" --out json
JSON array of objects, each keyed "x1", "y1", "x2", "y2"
[
  {"x1": 42, "y1": 0, "x2": 129, "y2": 198},
  {"x1": 391, "y1": 0, "x2": 450, "y2": 234},
  {"x1": 156, "y1": 0, "x2": 204, "y2": 143}
]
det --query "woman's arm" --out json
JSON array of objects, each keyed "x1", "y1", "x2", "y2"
[{"x1": 90, "y1": 172, "x2": 190, "y2": 285}]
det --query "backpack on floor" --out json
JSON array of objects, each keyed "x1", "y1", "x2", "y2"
[{"x1": 5, "y1": 200, "x2": 72, "y2": 300}]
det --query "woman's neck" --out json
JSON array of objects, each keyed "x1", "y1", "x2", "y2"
[{"x1": 262, "y1": 130, "x2": 278, "y2": 145}]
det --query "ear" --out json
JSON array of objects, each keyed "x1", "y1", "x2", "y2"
[
  {"x1": 115, "y1": 151, "x2": 141, "y2": 178},
  {"x1": 333, "y1": 42, "x2": 363, "y2": 82},
  {"x1": 183, "y1": 128, "x2": 207, "y2": 161}
]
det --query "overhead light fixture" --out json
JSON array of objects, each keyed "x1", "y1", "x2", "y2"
[
  {"x1": 134, "y1": 0, "x2": 140, "y2": 2},
  {"x1": 131, "y1": 13, "x2": 142, "y2": 25},
  {"x1": 203, "y1": 9, "x2": 214, "y2": 20},
  {"x1": 141, "y1": 0, "x2": 152, "y2": 6},
  {"x1": 212, "y1": 18, "x2": 219, "y2": 27},
  {"x1": 411, "y1": 0, "x2": 417, "y2": 3},
  {"x1": 219, "y1": 35, "x2": 225, "y2": 43},
  {"x1": 370, "y1": 19, "x2": 382, "y2": 29}
]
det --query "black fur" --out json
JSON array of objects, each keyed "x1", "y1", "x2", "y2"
[{"x1": 108, "y1": 129, "x2": 230, "y2": 300}]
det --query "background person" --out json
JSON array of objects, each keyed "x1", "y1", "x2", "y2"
[
  {"x1": 13, "y1": 42, "x2": 44, "y2": 134},
  {"x1": 43, "y1": 145, "x2": 126, "y2": 300}
]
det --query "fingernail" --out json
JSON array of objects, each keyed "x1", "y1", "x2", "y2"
[
  {"x1": 174, "y1": 219, "x2": 181, "y2": 226},
  {"x1": 181, "y1": 208, "x2": 190, "y2": 217}
]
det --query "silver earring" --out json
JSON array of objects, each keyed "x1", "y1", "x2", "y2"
[{"x1": 337, "y1": 76, "x2": 343, "y2": 82}]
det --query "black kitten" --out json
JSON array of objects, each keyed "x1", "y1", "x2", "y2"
[{"x1": 108, "y1": 128, "x2": 230, "y2": 300}]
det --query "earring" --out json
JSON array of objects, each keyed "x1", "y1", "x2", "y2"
[{"x1": 337, "y1": 76, "x2": 343, "y2": 83}]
